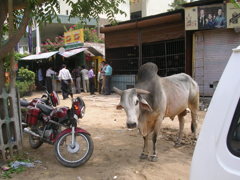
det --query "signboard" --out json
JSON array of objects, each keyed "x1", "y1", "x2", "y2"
[
  {"x1": 64, "y1": 29, "x2": 84, "y2": 45},
  {"x1": 185, "y1": 4, "x2": 228, "y2": 30},
  {"x1": 198, "y1": 4, "x2": 226, "y2": 30},
  {"x1": 227, "y1": 2, "x2": 240, "y2": 28},
  {"x1": 185, "y1": 7, "x2": 198, "y2": 30}
]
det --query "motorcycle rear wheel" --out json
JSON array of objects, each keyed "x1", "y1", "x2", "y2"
[
  {"x1": 29, "y1": 135, "x2": 43, "y2": 149},
  {"x1": 54, "y1": 132, "x2": 93, "y2": 167}
]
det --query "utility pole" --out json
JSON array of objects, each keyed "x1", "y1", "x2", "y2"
[{"x1": 36, "y1": 23, "x2": 41, "y2": 54}]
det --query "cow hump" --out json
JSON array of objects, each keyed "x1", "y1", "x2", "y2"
[{"x1": 137, "y1": 62, "x2": 158, "y2": 81}]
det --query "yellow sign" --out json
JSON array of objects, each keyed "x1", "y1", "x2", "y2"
[{"x1": 64, "y1": 29, "x2": 84, "y2": 45}]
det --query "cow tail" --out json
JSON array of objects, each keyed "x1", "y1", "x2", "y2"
[{"x1": 191, "y1": 122, "x2": 195, "y2": 133}]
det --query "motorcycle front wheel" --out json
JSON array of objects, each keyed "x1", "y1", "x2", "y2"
[{"x1": 54, "y1": 132, "x2": 94, "y2": 167}]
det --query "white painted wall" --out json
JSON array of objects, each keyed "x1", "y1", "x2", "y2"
[
  {"x1": 99, "y1": 0, "x2": 130, "y2": 21},
  {"x1": 146, "y1": 0, "x2": 173, "y2": 16},
  {"x1": 131, "y1": 0, "x2": 192, "y2": 17},
  {"x1": 58, "y1": 0, "x2": 76, "y2": 15},
  {"x1": 58, "y1": 0, "x2": 130, "y2": 21},
  {"x1": 130, "y1": 0, "x2": 142, "y2": 13}
]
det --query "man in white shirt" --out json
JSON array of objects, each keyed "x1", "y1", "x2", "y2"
[
  {"x1": 46, "y1": 67, "x2": 56, "y2": 93},
  {"x1": 58, "y1": 64, "x2": 73, "y2": 99}
]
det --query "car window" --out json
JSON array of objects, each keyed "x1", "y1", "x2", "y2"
[{"x1": 227, "y1": 99, "x2": 240, "y2": 157}]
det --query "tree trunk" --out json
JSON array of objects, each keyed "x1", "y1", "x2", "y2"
[
  {"x1": 0, "y1": 8, "x2": 31, "y2": 59},
  {"x1": 0, "y1": 58, "x2": 5, "y2": 94},
  {"x1": 8, "y1": 0, "x2": 16, "y2": 89}
]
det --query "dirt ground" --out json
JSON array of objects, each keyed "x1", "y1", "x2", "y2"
[{"x1": 10, "y1": 92, "x2": 206, "y2": 180}]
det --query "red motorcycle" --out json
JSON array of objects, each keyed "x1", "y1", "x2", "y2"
[
  {"x1": 20, "y1": 88, "x2": 60, "y2": 108},
  {"x1": 21, "y1": 96, "x2": 93, "y2": 167}
]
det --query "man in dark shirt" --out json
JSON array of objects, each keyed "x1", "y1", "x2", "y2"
[{"x1": 72, "y1": 66, "x2": 82, "y2": 93}]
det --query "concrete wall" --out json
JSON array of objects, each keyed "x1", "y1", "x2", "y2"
[
  {"x1": 99, "y1": 0, "x2": 130, "y2": 21},
  {"x1": 58, "y1": 0, "x2": 130, "y2": 21},
  {"x1": 130, "y1": 0, "x2": 142, "y2": 13},
  {"x1": 146, "y1": 0, "x2": 172, "y2": 16},
  {"x1": 131, "y1": 0, "x2": 192, "y2": 17},
  {"x1": 59, "y1": 0, "x2": 77, "y2": 15}
]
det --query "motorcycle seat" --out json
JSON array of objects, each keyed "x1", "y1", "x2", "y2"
[
  {"x1": 20, "y1": 99, "x2": 30, "y2": 107},
  {"x1": 36, "y1": 103, "x2": 53, "y2": 115}
]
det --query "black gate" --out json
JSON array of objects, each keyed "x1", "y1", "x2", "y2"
[
  {"x1": 106, "y1": 39, "x2": 185, "y2": 76},
  {"x1": 142, "y1": 39, "x2": 185, "y2": 76},
  {"x1": 106, "y1": 46, "x2": 139, "y2": 75}
]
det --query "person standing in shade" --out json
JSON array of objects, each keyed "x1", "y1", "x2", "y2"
[
  {"x1": 88, "y1": 66, "x2": 96, "y2": 95},
  {"x1": 101, "y1": 61, "x2": 107, "y2": 94},
  {"x1": 58, "y1": 64, "x2": 73, "y2": 100},
  {"x1": 46, "y1": 66, "x2": 56, "y2": 93},
  {"x1": 72, "y1": 66, "x2": 82, "y2": 93},
  {"x1": 97, "y1": 64, "x2": 104, "y2": 94},
  {"x1": 103, "y1": 61, "x2": 112, "y2": 95},
  {"x1": 81, "y1": 65, "x2": 89, "y2": 93},
  {"x1": 37, "y1": 67, "x2": 44, "y2": 89}
]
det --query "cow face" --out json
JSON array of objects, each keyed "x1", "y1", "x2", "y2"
[{"x1": 114, "y1": 87, "x2": 152, "y2": 129}]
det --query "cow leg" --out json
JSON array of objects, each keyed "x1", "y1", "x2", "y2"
[
  {"x1": 149, "y1": 118, "x2": 163, "y2": 162},
  {"x1": 189, "y1": 94, "x2": 199, "y2": 140},
  {"x1": 140, "y1": 135, "x2": 149, "y2": 159},
  {"x1": 176, "y1": 112, "x2": 185, "y2": 146},
  {"x1": 191, "y1": 111, "x2": 198, "y2": 140}
]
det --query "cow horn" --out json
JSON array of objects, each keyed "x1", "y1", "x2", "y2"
[
  {"x1": 113, "y1": 87, "x2": 123, "y2": 95},
  {"x1": 135, "y1": 88, "x2": 150, "y2": 94}
]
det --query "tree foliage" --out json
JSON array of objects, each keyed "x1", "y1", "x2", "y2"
[
  {"x1": 40, "y1": 24, "x2": 104, "y2": 53},
  {"x1": 230, "y1": 0, "x2": 240, "y2": 8},
  {"x1": 168, "y1": 0, "x2": 187, "y2": 11},
  {"x1": 0, "y1": 0, "x2": 126, "y2": 59}
]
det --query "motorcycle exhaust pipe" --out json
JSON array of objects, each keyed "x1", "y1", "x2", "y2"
[
  {"x1": 22, "y1": 122, "x2": 28, "y2": 127},
  {"x1": 23, "y1": 127, "x2": 40, "y2": 137}
]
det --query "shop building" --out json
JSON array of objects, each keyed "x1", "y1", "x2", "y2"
[
  {"x1": 184, "y1": 0, "x2": 240, "y2": 96},
  {"x1": 101, "y1": 9, "x2": 186, "y2": 90}
]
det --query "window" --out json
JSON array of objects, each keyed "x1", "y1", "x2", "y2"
[
  {"x1": 227, "y1": 98, "x2": 240, "y2": 157},
  {"x1": 142, "y1": 39, "x2": 185, "y2": 76},
  {"x1": 106, "y1": 46, "x2": 139, "y2": 74},
  {"x1": 66, "y1": 10, "x2": 69, "y2": 15},
  {"x1": 130, "y1": 11, "x2": 142, "y2": 20}
]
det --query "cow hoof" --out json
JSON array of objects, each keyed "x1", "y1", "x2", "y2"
[
  {"x1": 139, "y1": 153, "x2": 148, "y2": 160},
  {"x1": 149, "y1": 155, "x2": 158, "y2": 162}
]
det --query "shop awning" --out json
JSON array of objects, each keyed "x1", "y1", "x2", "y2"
[
  {"x1": 59, "y1": 47, "x2": 87, "y2": 58},
  {"x1": 20, "y1": 51, "x2": 58, "y2": 60}
]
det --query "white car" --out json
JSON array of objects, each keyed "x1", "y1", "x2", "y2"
[{"x1": 190, "y1": 46, "x2": 240, "y2": 180}]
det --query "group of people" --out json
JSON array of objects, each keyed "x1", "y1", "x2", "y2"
[
  {"x1": 37, "y1": 61, "x2": 112, "y2": 100},
  {"x1": 198, "y1": 8, "x2": 226, "y2": 29}
]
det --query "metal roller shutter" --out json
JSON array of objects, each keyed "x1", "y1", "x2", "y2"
[{"x1": 193, "y1": 29, "x2": 240, "y2": 96}]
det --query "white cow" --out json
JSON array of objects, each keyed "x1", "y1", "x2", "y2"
[{"x1": 114, "y1": 62, "x2": 199, "y2": 161}]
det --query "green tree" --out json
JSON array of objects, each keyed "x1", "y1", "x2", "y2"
[
  {"x1": 0, "y1": 0, "x2": 126, "y2": 87},
  {"x1": 0, "y1": 0, "x2": 126, "y2": 155},
  {"x1": 168, "y1": 0, "x2": 188, "y2": 11},
  {"x1": 0, "y1": 0, "x2": 125, "y2": 59},
  {"x1": 230, "y1": 0, "x2": 240, "y2": 8}
]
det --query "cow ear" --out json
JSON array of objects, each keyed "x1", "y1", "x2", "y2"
[
  {"x1": 116, "y1": 104, "x2": 123, "y2": 110},
  {"x1": 139, "y1": 99, "x2": 153, "y2": 112}
]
